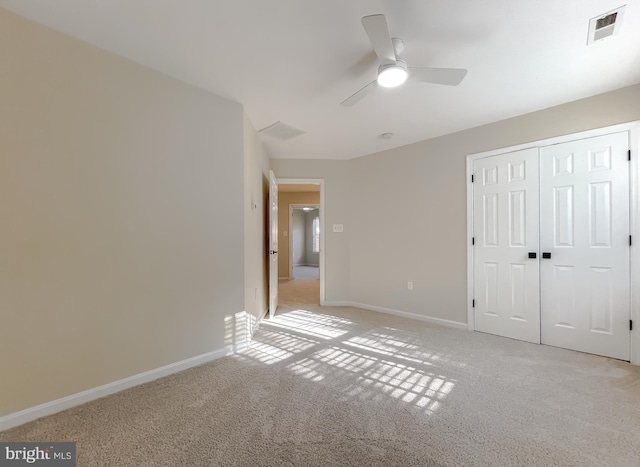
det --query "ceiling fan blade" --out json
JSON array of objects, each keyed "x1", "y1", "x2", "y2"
[
  {"x1": 340, "y1": 80, "x2": 378, "y2": 107},
  {"x1": 361, "y1": 14, "x2": 396, "y2": 66},
  {"x1": 408, "y1": 67, "x2": 468, "y2": 86}
]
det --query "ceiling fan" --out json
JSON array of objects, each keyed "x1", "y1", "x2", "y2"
[{"x1": 340, "y1": 14, "x2": 468, "y2": 107}]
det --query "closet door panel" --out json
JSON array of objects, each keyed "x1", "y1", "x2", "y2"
[
  {"x1": 539, "y1": 132, "x2": 630, "y2": 360},
  {"x1": 473, "y1": 148, "x2": 540, "y2": 343}
]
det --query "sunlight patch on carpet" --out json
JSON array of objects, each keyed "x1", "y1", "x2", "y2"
[
  {"x1": 244, "y1": 307, "x2": 457, "y2": 414},
  {"x1": 270, "y1": 309, "x2": 351, "y2": 339}
]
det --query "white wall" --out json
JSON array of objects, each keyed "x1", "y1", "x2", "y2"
[
  {"x1": 0, "y1": 8, "x2": 246, "y2": 418},
  {"x1": 273, "y1": 83, "x2": 640, "y2": 321}
]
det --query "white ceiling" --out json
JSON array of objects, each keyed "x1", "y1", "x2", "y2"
[{"x1": 1, "y1": 0, "x2": 639, "y2": 160}]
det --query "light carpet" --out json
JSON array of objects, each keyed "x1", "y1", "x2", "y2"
[
  {"x1": 292, "y1": 266, "x2": 319, "y2": 281},
  {"x1": 2, "y1": 277, "x2": 640, "y2": 466}
]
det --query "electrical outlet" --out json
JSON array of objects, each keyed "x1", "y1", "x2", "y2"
[{"x1": 407, "y1": 281, "x2": 414, "y2": 291}]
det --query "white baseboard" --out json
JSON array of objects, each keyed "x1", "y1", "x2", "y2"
[
  {"x1": 324, "y1": 300, "x2": 467, "y2": 330},
  {"x1": 0, "y1": 343, "x2": 248, "y2": 432},
  {"x1": 322, "y1": 300, "x2": 352, "y2": 307}
]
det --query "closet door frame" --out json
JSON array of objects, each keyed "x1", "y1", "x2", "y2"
[{"x1": 466, "y1": 121, "x2": 640, "y2": 365}]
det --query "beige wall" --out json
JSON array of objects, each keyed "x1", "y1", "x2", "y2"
[
  {"x1": 243, "y1": 113, "x2": 270, "y2": 334},
  {"x1": 276, "y1": 192, "x2": 320, "y2": 277},
  {"x1": 273, "y1": 84, "x2": 640, "y2": 321},
  {"x1": 0, "y1": 9, "x2": 246, "y2": 417}
]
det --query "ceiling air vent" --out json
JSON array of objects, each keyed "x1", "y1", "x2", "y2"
[
  {"x1": 258, "y1": 121, "x2": 306, "y2": 141},
  {"x1": 587, "y1": 5, "x2": 626, "y2": 44}
]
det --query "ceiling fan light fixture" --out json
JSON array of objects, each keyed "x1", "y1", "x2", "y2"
[
  {"x1": 377, "y1": 61, "x2": 408, "y2": 88},
  {"x1": 339, "y1": 15, "x2": 468, "y2": 107}
]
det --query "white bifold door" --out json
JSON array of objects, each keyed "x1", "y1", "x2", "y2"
[
  {"x1": 539, "y1": 133, "x2": 630, "y2": 360},
  {"x1": 473, "y1": 148, "x2": 541, "y2": 344},
  {"x1": 473, "y1": 132, "x2": 631, "y2": 360}
]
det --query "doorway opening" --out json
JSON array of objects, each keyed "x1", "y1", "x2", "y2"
[
  {"x1": 276, "y1": 179, "x2": 324, "y2": 309},
  {"x1": 289, "y1": 204, "x2": 320, "y2": 280}
]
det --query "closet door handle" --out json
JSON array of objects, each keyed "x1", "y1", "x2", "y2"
[
  {"x1": 528, "y1": 252, "x2": 537, "y2": 259},
  {"x1": 542, "y1": 252, "x2": 552, "y2": 259}
]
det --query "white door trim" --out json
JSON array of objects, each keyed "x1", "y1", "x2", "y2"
[
  {"x1": 466, "y1": 121, "x2": 640, "y2": 364},
  {"x1": 277, "y1": 178, "x2": 325, "y2": 305},
  {"x1": 629, "y1": 124, "x2": 640, "y2": 365}
]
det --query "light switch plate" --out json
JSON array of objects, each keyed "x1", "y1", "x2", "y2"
[{"x1": 333, "y1": 224, "x2": 344, "y2": 233}]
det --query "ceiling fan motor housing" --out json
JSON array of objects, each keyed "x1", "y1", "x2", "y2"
[{"x1": 391, "y1": 37, "x2": 405, "y2": 56}]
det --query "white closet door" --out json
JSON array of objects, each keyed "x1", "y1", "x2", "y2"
[
  {"x1": 539, "y1": 132, "x2": 630, "y2": 360},
  {"x1": 473, "y1": 148, "x2": 540, "y2": 343}
]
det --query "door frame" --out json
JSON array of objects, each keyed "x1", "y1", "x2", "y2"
[
  {"x1": 466, "y1": 121, "x2": 640, "y2": 364},
  {"x1": 277, "y1": 178, "x2": 326, "y2": 305},
  {"x1": 289, "y1": 204, "x2": 320, "y2": 279}
]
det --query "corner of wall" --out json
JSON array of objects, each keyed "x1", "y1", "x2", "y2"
[{"x1": 243, "y1": 111, "x2": 271, "y2": 327}]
